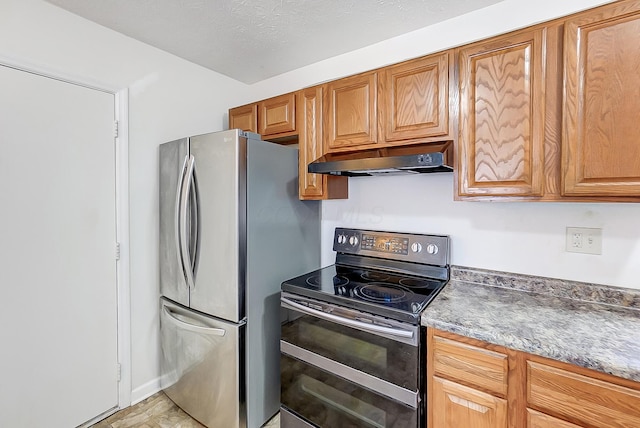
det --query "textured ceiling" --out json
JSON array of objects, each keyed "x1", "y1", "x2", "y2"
[{"x1": 44, "y1": 0, "x2": 501, "y2": 84}]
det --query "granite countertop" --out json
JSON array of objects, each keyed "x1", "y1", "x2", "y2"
[{"x1": 421, "y1": 266, "x2": 640, "y2": 383}]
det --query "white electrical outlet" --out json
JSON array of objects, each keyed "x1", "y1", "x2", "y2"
[{"x1": 566, "y1": 227, "x2": 602, "y2": 255}]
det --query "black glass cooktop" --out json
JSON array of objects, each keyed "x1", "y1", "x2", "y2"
[{"x1": 281, "y1": 264, "x2": 447, "y2": 324}]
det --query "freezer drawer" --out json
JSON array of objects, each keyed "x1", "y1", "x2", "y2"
[{"x1": 160, "y1": 298, "x2": 245, "y2": 428}]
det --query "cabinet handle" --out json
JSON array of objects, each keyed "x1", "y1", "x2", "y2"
[{"x1": 447, "y1": 395, "x2": 489, "y2": 414}]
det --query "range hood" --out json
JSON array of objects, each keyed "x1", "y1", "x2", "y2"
[{"x1": 308, "y1": 141, "x2": 453, "y2": 176}]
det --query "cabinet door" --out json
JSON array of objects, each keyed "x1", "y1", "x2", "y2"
[
  {"x1": 229, "y1": 103, "x2": 257, "y2": 133},
  {"x1": 297, "y1": 86, "x2": 347, "y2": 200},
  {"x1": 324, "y1": 71, "x2": 377, "y2": 151},
  {"x1": 562, "y1": 1, "x2": 640, "y2": 196},
  {"x1": 258, "y1": 92, "x2": 296, "y2": 138},
  {"x1": 380, "y1": 51, "x2": 451, "y2": 143},
  {"x1": 432, "y1": 376, "x2": 507, "y2": 428},
  {"x1": 527, "y1": 409, "x2": 583, "y2": 428},
  {"x1": 458, "y1": 28, "x2": 546, "y2": 197}
]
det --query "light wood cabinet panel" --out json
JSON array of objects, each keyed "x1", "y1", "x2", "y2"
[
  {"x1": 458, "y1": 28, "x2": 547, "y2": 197},
  {"x1": 432, "y1": 376, "x2": 508, "y2": 428},
  {"x1": 527, "y1": 361, "x2": 640, "y2": 428},
  {"x1": 562, "y1": 0, "x2": 640, "y2": 196},
  {"x1": 297, "y1": 87, "x2": 348, "y2": 200},
  {"x1": 429, "y1": 328, "x2": 640, "y2": 428},
  {"x1": 258, "y1": 92, "x2": 296, "y2": 138},
  {"x1": 379, "y1": 51, "x2": 452, "y2": 143},
  {"x1": 229, "y1": 103, "x2": 257, "y2": 133},
  {"x1": 527, "y1": 409, "x2": 583, "y2": 428},
  {"x1": 324, "y1": 72, "x2": 377, "y2": 151},
  {"x1": 433, "y1": 335, "x2": 508, "y2": 397}
]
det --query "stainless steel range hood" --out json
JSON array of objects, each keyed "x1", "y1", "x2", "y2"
[{"x1": 308, "y1": 141, "x2": 453, "y2": 176}]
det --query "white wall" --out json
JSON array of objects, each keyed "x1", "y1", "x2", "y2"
[
  {"x1": 246, "y1": 0, "x2": 640, "y2": 290},
  {"x1": 0, "y1": 0, "x2": 250, "y2": 403}
]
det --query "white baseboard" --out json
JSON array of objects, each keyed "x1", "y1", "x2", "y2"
[{"x1": 131, "y1": 377, "x2": 162, "y2": 405}]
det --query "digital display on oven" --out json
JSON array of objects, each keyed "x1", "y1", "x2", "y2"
[{"x1": 360, "y1": 234, "x2": 409, "y2": 255}]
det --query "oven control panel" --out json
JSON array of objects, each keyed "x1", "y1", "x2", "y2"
[{"x1": 333, "y1": 227, "x2": 449, "y2": 266}]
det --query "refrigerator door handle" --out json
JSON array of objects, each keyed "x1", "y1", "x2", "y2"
[
  {"x1": 162, "y1": 306, "x2": 226, "y2": 336},
  {"x1": 189, "y1": 161, "x2": 200, "y2": 279},
  {"x1": 179, "y1": 155, "x2": 196, "y2": 291},
  {"x1": 175, "y1": 155, "x2": 189, "y2": 288}
]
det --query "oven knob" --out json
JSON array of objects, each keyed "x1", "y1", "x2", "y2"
[
  {"x1": 426, "y1": 244, "x2": 439, "y2": 255},
  {"x1": 349, "y1": 236, "x2": 359, "y2": 246},
  {"x1": 337, "y1": 234, "x2": 346, "y2": 244},
  {"x1": 411, "y1": 242, "x2": 422, "y2": 253}
]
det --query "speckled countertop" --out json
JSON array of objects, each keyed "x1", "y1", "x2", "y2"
[{"x1": 421, "y1": 266, "x2": 640, "y2": 382}]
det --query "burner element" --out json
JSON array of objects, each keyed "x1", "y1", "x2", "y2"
[
  {"x1": 360, "y1": 271, "x2": 390, "y2": 282},
  {"x1": 398, "y1": 278, "x2": 439, "y2": 289},
  {"x1": 306, "y1": 275, "x2": 349, "y2": 288},
  {"x1": 356, "y1": 283, "x2": 413, "y2": 303}
]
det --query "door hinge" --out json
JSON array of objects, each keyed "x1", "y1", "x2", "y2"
[
  {"x1": 113, "y1": 120, "x2": 119, "y2": 139},
  {"x1": 117, "y1": 363, "x2": 122, "y2": 382},
  {"x1": 115, "y1": 242, "x2": 121, "y2": 261}
]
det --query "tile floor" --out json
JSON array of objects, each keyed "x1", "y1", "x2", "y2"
[{"x1": 90, "y1": 392, "x2": 280, "y2": 428}]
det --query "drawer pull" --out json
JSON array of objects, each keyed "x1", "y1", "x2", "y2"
[{"x1": 448, "y1": 395, "x2": 490, "y2": 413}]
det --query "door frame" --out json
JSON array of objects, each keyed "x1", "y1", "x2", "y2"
[{"x1": 0, "y1": 56, "x2": 132, "y2": 410}]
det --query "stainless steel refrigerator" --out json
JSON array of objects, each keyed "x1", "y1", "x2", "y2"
[{"x1": 159, "y1": 129, "x2": 320, "y2": 428}]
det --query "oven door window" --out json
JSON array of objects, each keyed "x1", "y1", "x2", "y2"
[
  {"x1": 281, "y1": 354, "x2": 417, "y2": 428},
  {"x1": 281, "y1": 309, "x2": 418, "y2": 391}
]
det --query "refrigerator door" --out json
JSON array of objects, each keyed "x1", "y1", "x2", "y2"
[
  {"x1": 160, "y1": 298, "x2": 244, "y2": 428},
  {"x1": 189, "y1": 130, "x2": 244, "y2": 322},
  {"x1": 159, "y1": 138, "x2": 190, "y2": 307}
]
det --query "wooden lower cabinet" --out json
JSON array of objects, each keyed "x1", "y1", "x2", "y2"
[
  {"x1": 427, "y1": 329, "x2": 640, "y2": 428},
  {"x1": 432, "y1": 376, "x2": 507, "y2": 428}
]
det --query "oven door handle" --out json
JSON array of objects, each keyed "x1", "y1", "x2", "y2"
[{"x1": 281, "y1": 297, "x2": 414, "y2": 339}]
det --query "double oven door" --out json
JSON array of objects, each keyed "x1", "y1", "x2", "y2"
[{"x1": 280, "y1": 292, "x2": 423, "y2": 428}]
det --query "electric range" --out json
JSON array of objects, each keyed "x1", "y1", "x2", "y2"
[
  {"x1": 279, "y1": 228, "x2": 450, "y2": 428},
  {"x1": 281, "y1": 227, "x2": 450, "y2": 324}
]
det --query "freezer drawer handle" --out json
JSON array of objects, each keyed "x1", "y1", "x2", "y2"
[
  {"x1": 281, "y1": 297, "x2": 413, "y2": 339},
  {"x1": 162, "y1": 306, "x2": 225, "y2": 336}
]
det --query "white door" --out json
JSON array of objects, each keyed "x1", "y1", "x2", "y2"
[{"x1": 0, "y1": 65, "x2": 118, "y2": 427}]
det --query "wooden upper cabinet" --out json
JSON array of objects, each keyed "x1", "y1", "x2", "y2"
[
  {"x1": 258, "y1": 92, "x2": 296, "y2": 139},
  {"x1": 297, "y1": 86, "x2": 348, "y2": 200},
  {"x1": 228, "y1": 103, "x2": 257, "y2": 133},
  {"x1": 458, "y1": 28, "x2": 547, "y2": 197},
  {"x1": 324, "y1": 71, "x2": 377, "y2": 152},
  {"x1": 380, "y1": 51, "x2": 453, "y2": 143},
  {"x1": 562, "y1": 0, "x2": 640, "y2": 197}
]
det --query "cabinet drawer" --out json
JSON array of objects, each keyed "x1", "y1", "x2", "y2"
[
  {"x1": 527, "y1": 409, "x2": 583, "y2": 428},
  {"x1": 527, "y1": 361, "x2": 640, "y2": 428},
  {"x1": 432, "y1": 335, "x2": 508, "y2": 396}
]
